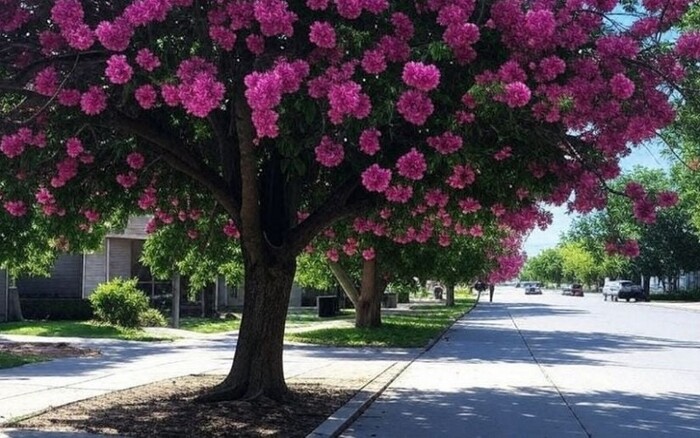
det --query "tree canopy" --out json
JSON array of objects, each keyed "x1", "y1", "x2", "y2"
[{"x1": 1, "y1": 0, "x2": 698, "y2": 400}]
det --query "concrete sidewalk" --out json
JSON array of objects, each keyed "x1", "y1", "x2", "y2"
[
  {"x1": 0, "y1": 333, "x2": 418, "y2": 427},
  {"x1": 342, "y1": 302, "x2": 588, "y2": 437}
]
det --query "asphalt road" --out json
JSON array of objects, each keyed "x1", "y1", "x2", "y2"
[{"x1": 343, "y1": 286, "x2": 700, "y2": 437}]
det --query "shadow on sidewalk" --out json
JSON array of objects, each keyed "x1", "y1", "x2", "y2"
[{"x1": 351, "y1": 386, "x2": 700, "y2": 437}]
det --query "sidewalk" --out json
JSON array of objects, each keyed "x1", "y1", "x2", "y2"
[
  {"x1": 342, "y1": 303, "x2": 588, "y2": 437},
  {"x1": 0, "y1": 333, "x2": 418, "y2": 427},
  {"x1": 644, "y1": 301, "x2": 700, "y2": 312}
]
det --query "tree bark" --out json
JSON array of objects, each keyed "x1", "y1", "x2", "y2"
[
  {"x1": 171, "y1": 273, "x2": 180, "y2": 329},
  {"x1": 355, "y1": 258, "x2": 382, "y2": 328},
  {"x1": 445, "y1": 282, "x2": 455, "y2": 307},
  {"x1": 8, "y1": 287, "x2": 23, "y2": 322},
  {"x1": 328, "y1": 261, "x2": 360, "y2": 307},
  {"x1": 200, "y1": 257, "x2": 295, "y2": 402}
]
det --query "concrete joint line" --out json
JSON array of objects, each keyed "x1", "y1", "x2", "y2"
[{"x1": 507, "y1": 310, "x2": 593, "y2": 438}]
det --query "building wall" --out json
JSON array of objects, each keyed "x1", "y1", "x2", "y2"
[
  {"x1": 16, "y1": 254, "x2": 84, "y2": 298},
  {"x1": 0, "y1": 269, "x2": 7, "y2": 322},
  {"x1": 82, "y1": 246, "x2": 107, "y2": 298},
  {"x1": 108, "y1": 238, "x2": 133, "y2": 280}
]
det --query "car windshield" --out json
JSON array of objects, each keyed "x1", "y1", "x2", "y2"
[{"x1": 620, "y1": 281, "x2": 632, "y2": 286}]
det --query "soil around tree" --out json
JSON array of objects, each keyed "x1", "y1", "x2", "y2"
[
  {"x1": 0, "y1": 342, "x2": 100, "y2": 360},
  {"x1": 18, "y1": 375, "x2": 356, "y2": 437}
]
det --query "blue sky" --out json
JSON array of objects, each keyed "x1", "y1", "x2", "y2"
[{"x1": 522, "y1": 142, "x2": 671, "y2": 256}]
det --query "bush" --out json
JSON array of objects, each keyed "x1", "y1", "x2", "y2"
[
  {"x1": 89, "y1": 278, "x2": 149, "y2": 328},
  {"x1": 650, "y1": 289, "x2": 700, "y2": 302},
  {"x1": 138, "y1": 308, "x2": 167, "y2": 327},
  {"x1": 20, "y1": 298, "x2": 93, "y2": 320}
]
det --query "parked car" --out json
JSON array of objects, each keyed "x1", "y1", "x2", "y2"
[
  {"x1": 525, "y1": 283, "x2": 542, "y2": 295},
  {"x1": 603, "y1": 280, "x2": 648, "y2": 302},
  {"x1": 562, "y1": 286, "x2": 573, "y2": 296}
]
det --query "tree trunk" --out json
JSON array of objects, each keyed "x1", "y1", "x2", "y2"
[
  {"x1": 328, "y1": 261, "x2": 360, "y2": 307},
  {"x1": 171, "y1": 273, "x2": 180, "y2": 329},
  {"x1": 8, "y1": 287, "x2": 23, "y2": 322},
  {"x1": 355, "y1": 257, "x2": 382, "y2": 328},
  {"x1": 200, "y1": 258, "x2": 296, "y2": 402},
  {"x1": 445, "y1": 282, "x2": 455, "y2": 307}
]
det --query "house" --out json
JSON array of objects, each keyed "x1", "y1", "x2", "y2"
[{"x1": 2, "y1": 216, "x2": 304, "y2": 320}]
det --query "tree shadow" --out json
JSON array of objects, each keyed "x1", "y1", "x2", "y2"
[{"x1": 345, "y1": 386, "x2": 700, "y2": 437}]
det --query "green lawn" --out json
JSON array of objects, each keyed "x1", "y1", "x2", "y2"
[
  {"x1": 0, "y1": 351, "x2": 48, "y2": 369},
  {"x1": 179, "y1": 317, "x2": 241, "y2": 333},
  {"x1": 0, "y1": 321, "x2": 170, "y2": 342},
  {"x1": 285, "y1": 297, "x2": 476, "y2": 348},
  {"x1": 286, "y1": 310, "x2": 354, "y2": 324}
]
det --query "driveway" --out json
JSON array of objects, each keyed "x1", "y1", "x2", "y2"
[{"x1": 344, "y1": 287, "x2": 700, "y2": 437}]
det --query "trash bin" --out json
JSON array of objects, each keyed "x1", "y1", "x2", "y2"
[
  {"x1": 382, "y1": 293, "x2": 398, "y2": 308},
  {"x1": 433, "y1": 287, "x2": 443, "y2": 300},
  {"x1": 317, "y1": 295, "x2": 338, "y2": 317}
]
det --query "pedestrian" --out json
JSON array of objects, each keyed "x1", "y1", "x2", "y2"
[
  {"x1": 488, "y1": 283, "x2": 495, "y2": 302},
  {"x1": 474, "y1": 279, "x2": 486, "y2": 299}
]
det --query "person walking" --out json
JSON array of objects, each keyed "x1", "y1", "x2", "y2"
[
  {"x1": 474, "y1": 279, "x2": 486, "y2": 300},
  {"x1": 488, "y1": 283, "x2": 495, "y2": 302}
]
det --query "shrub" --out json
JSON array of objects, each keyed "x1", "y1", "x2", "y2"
[
  {"x1": 89, "y1": 278, "x2": 149, "y2": 328},
  {"x1": 138, "y1": 308, "x2": 167, "y2": 327}
]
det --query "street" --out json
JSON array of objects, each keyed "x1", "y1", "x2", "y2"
[{"x1": 344, "y1": 286, "x2": 700, "y2": 437}]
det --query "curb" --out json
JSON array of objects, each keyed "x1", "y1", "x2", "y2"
[{"x1": 306, "y1": 297, "x2": 479, "y2": 438}]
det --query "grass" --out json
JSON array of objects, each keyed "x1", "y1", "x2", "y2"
[
  {"x1": 179, "y1": 317, "x2": 241, "y2": 333},
  {"x1": 0, "y1": 351, "x2": 48, "y2": 369},
  {"x1": 285, "y1": 297, "x2": 477, "y2": 348},
  {"x1": 0, "y1": 321, "x2": 171, "y2": 342}
]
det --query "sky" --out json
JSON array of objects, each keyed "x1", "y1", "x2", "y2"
[{"x1": 522, "y1": 142, "x2": 672, "y2": 256}]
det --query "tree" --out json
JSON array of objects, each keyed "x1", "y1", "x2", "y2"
[
  {"x1": 1, "y1": 1, "x2": 696, "y2": 401},
  {"x1": 521, "y1": 248, "x2": 563, "y2": 286}
]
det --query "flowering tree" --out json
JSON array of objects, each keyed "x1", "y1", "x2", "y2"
[{"x1": 1, "y1": 0, "x2": 698, "y2": 401}]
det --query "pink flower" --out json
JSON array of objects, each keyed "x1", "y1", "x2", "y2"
[
  {"x1": 447, "y1": 164, "x2": 475, "y2": 189},
  {"x1": 624, "y1": 182, "x2": 646, "y2": 200},
  {"x1": 459, "y1": 197, "x2": 481, "y2": 213},
  {"x1": 397, "y1": 90, "x2": 434, "y2": 125},
  {"x1": 315, "y1": 136, "x2": 344, "y2": 167},
  {"x1": 309, "y1": 21, "x2": 336, "y2": 48},
  {"x1": 80, "y1": 86, "x2": 108, "y2": 115},
  {"x1": 178, "y1": 73, "x2": 225, "y2": 117},
  {"x1": 116, "y1": 172, "x2": 138, "y2": 188},
  {"x1": 51, "y1": 0, "x2": 84, "y2": 29},
  {"x1": 362, "y1": 247, "x2": 376, "y2": 261},
  {"x1": 633, "y1": 198, "x2": 656, "y2": 224},
  {"x1": 385, "y1": 184, "x2": 413, "y2": 203},
  {"x1": 326, "y1": 248, "x2": 340, "y2": 262},
  {"x1": 469, "y1": 225, "x2": 484, "y2": 237},
  {"x1": 491, "y1": 203, "x2": 506, "y2": 217},
  {"x1": 361, "y1": 49, "x2": 387, "y2": 74},
  {"x1": 609, "y1": 73, "x2": 635, "y2": 100},
  {"x1": 136, "y1": 49, "x2": 161, "y2": 71},
  {"x1": 135, "y1": 84, "x2": 158, "y2": 109},
  {"x1": 656, "y1": 191, "x2": 679, "y2": 208},
  {"x1": 34, "y1": 67, "x2": 59, "y2": 96},
  {"x1": 66, "y1": 137, "x2": 84, "y2": 158},
  {"x1": 1, "y1": 133, "x2": 26, "y2": 158},
  {"x1": 396, "y1": 148, "x2": 427, "y2": 180},
  {"x1": 105, "y1": 55, "x2": 133, "y2": 84},
  {"x1": 359, "y1": 129, "x2": 381, "y2": 155},
  {"x1": 427, "y1": 132, "x2": 462, "y2": 155},
  {"x1": 84, "y1": 209, "x2": 100, "y2": 223},
  {"x1": 503, "y1": 82, "x2": 531, "y2": 108},
  {"x1": 246, "y1": 34, "x2": 265, "y2": 54},
  {"x1": 676, "y1": 31, "x2": 700, "y2": 59},
  {"x1": 306, "y1": 0, "x2": 329, "y2": 10},
  {"x1": 223, "y1": 220, "x2": 240, "y2": 238},
  {"x1": 361, "y1": 164, "x2": 392, "y2": 192},
  {"x1": 620, "y1": 240, "x2": 640, "y2": 258},
  {"x1": 4, "y1": 200, "x2": 27, "y2": 217},
  {"x1": 161, "y1": 84, "x2": 180, "y2": 106},
  {"x1": 494, "y1": 146, "x2": 513, "y2": 161},
  {"x1": 95, "y1": 18, "x2": 133, "y2": 52},
  {"x1": 126, "y1": 152, "x2": 145, "y2": 169},
  {"x1": 64, "y1": 24, "x2": 94, "y2": 50},
  {"x1": 402, "y1": 62, "x2": 440, "y2": 91},
  {"x1": 209, "y1": 25, "x2": 237, "y2": 51}
]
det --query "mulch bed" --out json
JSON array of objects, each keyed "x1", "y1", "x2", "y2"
[
  {"x1": 19, "y1": 375, "x2": 356, "y2": 437},
  {"x1": 0, "y1": 342, "x2": 100, "y2": 359}
]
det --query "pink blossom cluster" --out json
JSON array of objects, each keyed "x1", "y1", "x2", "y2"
[
  {"x1": 4, "y1": 200, "x2": 27, "y2": 217},
  {"x1": 223, "y1": 219, "x2": 240, "y2": 238},
  {"x1": 361, "y1": 164, "x2": 392, "y2": 193},
  {"x1": 359, "y1": 129, "x2": 381, "y2": 155},
  {"x1": 50, "y1": 0, "x2": 94, "y2": 50},
  {"x1": 447, "y1": 165, "x2": 476, "y2": 189},
  {"x1": 396, "y1": 148, "x2": 426, "y2": 180},
  {"x1": 402, "y1": 62, "x2": 440, "y2": 91},
  {"x1": 176, "y1": 57, "x2": 226, "y2": 117},
  {"x1": 34, "y1": 67, "x2": 59, "y2": 96},
  {"x1": 676, "y1": 31, "x2": 700, "y2": 59},
  {"x1": 327, "y1": 81, "x2": 371, "y2": 124},
  {"x1": 309, "y1": 21, "x2": 336, "y2": 48},
  {"x1": 315, "y1": 136, "x2": 344, "y2": 167},
  {"x1": 0, "y1": 2, "x2": 31, "y2": 32},
  {"x1": 105, "y1": 55, "x2": 133, "y2": 85},
  {"x1": 384, "y1": 184, "x2": 413, "y2": 203},
  {"x1": 458, "y1": 197, "x2": 481, "y2": 214},
  {"x1": 245, "y1": 60, "x2": 310, "y2": 137},
  {"x1": 606, "y1": 240, "x2": 640, "y2": 258},
  {"x1": 1, "y1": 128, "x2": 45, "y2": 158},
  {"x1": 426, "y1": 132, "x2": 463, "y2": 155},
  {"x1": 424, "y1": 189, "x2": 448, "y2": 208},
  {"x1": 397, "y1": 90, "x2": 434, "y2": 125}
]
